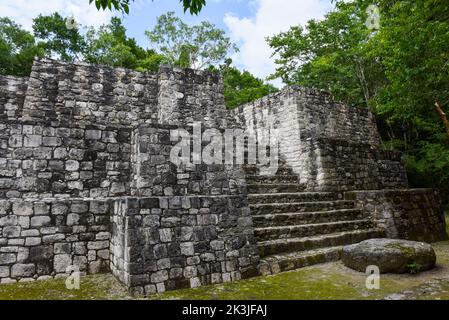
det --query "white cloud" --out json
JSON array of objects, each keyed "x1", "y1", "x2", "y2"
[
  {"x1": 0, "y1": 0, "x2": 112, "y2": 30},
  {"x1": 224, "y1": 0, "x2": 332, "y2": 87}
]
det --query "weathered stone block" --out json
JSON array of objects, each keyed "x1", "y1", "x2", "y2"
[
  {"x1": 180, "y1": 242, "x2": 194, "y2": 256},
  {"x1": 53, "y1": 254, "x2": 72, "y2": 273},
  {"x1": 3, "y1": 226, "x2": 21, "y2": 238},
  {"x1": 31, "y1": 216, "x2": 51, "y2": 227},
  {"x1": 29, "y1": 246, "x2": 53, "y2": 262},
  {"x1": 43, "y1": 137, "x2": 62, "y2": 147},
  {"x1": 0, "y1": 253, "x2": 16, "y2": 264},
  {"x1": 24, "y1": 135, "x2": 42, "y2": 147},
  {"x1": 25, "y1": 237, "x2": 41, "y2": 246},
  {"x1": 86, "y1": 130, "x2": 102, "y2": 140},
  {"x1": 65, "y1": 160, "x2": 80, "y2": 172},
  {"x1": 11, "y1": 264, "x2": 35, "y2": 277},
  {"x1": 12, "y1": 202, "x2": 33, "y2": 216}
]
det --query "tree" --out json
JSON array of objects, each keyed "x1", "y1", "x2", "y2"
[
  {"x1": 267, "y1": 1, "x2": 385, "y2": 109},
  {"x1": 89, "y1": 0, "x2": 206, "y2": 15},
  {"x1": 145, "y1": 12, "x2": 237, "y2": 69},
  {"x1": 33, "y1": 12, "x2": 86, "y2": 62},
  {"x1": 210, "y1": 60, "x2": 278, "y2": 109},
  {"x1": 0, "y1": 18, "x2": 43, "y2": 76},
  {"x1": 268, "y1": 0, "x2": 449, "y2": 204},
  {"x1": 85, "y1": 17, "x2": 164, "y2": 71}
]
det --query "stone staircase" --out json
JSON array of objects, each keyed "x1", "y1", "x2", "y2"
[{"x1": 244, "y1": 165, "x2": 384, "y2": 275}]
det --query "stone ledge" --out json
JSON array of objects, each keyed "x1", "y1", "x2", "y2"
[{"x1": 345, "y1": 189, "x2": 447, "y2": 243}]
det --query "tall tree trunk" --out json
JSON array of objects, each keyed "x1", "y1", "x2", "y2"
[
  {"x1": 434, "y1": 101, "x2": 449, "y2": 138},
  {"x1": 355, "y1": 59, "x2": 370, "y2": 107}
]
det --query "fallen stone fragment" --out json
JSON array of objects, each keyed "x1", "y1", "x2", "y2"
[{"x1": 342, "y1": 238, "x2": 436, "y2": 274}]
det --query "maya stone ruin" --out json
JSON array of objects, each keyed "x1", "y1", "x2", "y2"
[{"x1": 0, "y1": 58, "x2": 446, "y2": 295}]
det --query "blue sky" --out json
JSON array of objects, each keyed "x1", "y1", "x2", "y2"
[
  {"x1": 0, "y1": 0, "x2": 335, "y2": 86},
  {"x1": 122, "y1": 0, "x2": 253, "y2": 45}
]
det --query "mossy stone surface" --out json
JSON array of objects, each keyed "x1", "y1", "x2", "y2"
[{"x1": 0, "y1": 239, "x2": 449, "y2": 300}]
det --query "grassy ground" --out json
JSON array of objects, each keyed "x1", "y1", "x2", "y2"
[
  {"x1": 0, "y1": 240, "x2": 448, "y2": 300},
  {"x1": 0, "y1": 214, "x2": 448, "y2": 300}
]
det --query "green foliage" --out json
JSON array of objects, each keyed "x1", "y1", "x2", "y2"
[
  {"x1": 33, "y1": 12, "x2": 86, "y2": 62},
  {"x1": 0, "y1": 12, "x2": 272, "y2": 110},
  {"x1": 211, "y1": 61, "x2": 278, "y2": 109},
  {"x1": 0, "y1": 18, "x2": 43, "y2": 76},
  {"x1": 406, "y1": 262, "x2": 421, "y2": 275},
  {"x1": 85, "y1": 17, "x2": 164, "y2": 70},
  {"x1": 268, "y1": 0, "x2": 449, "y2": 204},
  {"x1": 145, "y1": 12, "x2": 238, "y2": 69},
  {"x1": 89, "y1": 0, "x2": 206, "y2": 15},
  {"x1": 268, "y1": 1, "x2": 385, "y2": 108}
]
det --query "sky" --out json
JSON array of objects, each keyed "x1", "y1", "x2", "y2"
[{"x1": 0, "y1": 0, "x2": 335, "y2": 86}]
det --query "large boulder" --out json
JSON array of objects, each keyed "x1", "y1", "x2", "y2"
[{"x1": 342, "y1": 238, "x2": 436, "y2": 274}]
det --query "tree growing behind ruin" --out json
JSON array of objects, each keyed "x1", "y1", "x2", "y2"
[
  {"x1": 145, "y1": 12, "x2": 238, "y2": 70},
  {"x1": 0, "y1": 11, "x2": 274, "y2": 109},
  {"x1": 268, "y1": 0, "x2": 449, "y2": 204},
  {"x1": 0, "y1": 18, "x2": 43, "y2": 76}
]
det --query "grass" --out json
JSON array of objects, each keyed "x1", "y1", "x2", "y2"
[
  {"x1": 0, "y1": 274, "x2": 130, "y2": 300},
  {"x1": 1, "y1": 240, "x2": 449, "y2": 300}
]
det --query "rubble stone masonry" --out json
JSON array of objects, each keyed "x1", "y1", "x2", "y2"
[{"x1": 0, "y1": 58, "x2": 445, "y2": 294}]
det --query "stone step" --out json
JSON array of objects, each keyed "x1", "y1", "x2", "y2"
[
  {"x1": 252, "y1": 209, "x2": 368, "y2": 228},
  {"x1": 249, "y1": 200, "x2": 356, "y2": 215},
  {"x1": 246, "y1": 175, "x2": 299, "y2": 184},
  {"x1": 248, "y1": 192, "x2": 340, "y2": 204},
  {"x1": 258, "y1": 246, "x2": 343, "y2": 276},
  {"x1": 258, "y1": 228, "x2": 384, "y2": 257},
  {"x1": 247, "y1": 183, "x2": 306, "y2": 194},
  {"x1": 254, "y1": 219, "x2": 373, "y2": 242},
  {"x1": 243, "y1": 166, "x2": 294, "y2": 175}
]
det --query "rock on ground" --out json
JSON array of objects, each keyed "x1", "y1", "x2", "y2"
[{"x1": 342, "y1": 238, "x2": 436, "y2": 274}]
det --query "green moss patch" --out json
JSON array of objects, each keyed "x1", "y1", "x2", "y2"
[
  {"x1": 0, "y1": 273, "x2": 129, "y2": 300},
  {"x1": 1, "y1": 242, "x2": 449, "y2": 300}
]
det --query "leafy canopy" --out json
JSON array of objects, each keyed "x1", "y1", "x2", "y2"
[
  {"x1": 89, "y1": 0, "x2": 206, "y2": 15},
  {"x1": 145, "y1": 12, "x2": 238, "y2": 70},
  {"x1": 268, "y1": 0, "x2": 449, "y2": 203},
  {"x1": 210, "y1": 60, "x2": 278, "y2": 109},
  {"x1": 33, "y1": 12, "x2": 86, "y2": 62},
  {"x1": 0, "y1": 18, "x2": 43, "y2": 76}
]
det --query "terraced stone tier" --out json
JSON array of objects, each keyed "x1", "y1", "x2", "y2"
[
  {"x1": 249, "y1": 200, "x2": 356, "y2": 215},
  {"x1": 243, "y1": 166, "x2": 295, "y2": 176},
  {"x1": 245, "y1": 175, "x2": 299, "y2": 184},
  {"x1": 258, "y1": 246, "x2": 343, "y2": 275},
  {"x1": 247, "y1": 183, "x2": 306, "y2": 194},
  {"x1": 248, "y1": 192, "x2": 340, "y2": 204},
  {"x1": 258, "y1": 228, "x2": 385, "y2": 257},
  {"x1": 254, "y1": 219, "x2": 374, "y2": 241},
  {"x1": 252, "y1": 209, "x2": 368, "y2": 228}
]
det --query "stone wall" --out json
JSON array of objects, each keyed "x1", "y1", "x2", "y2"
[
  {"x1": 130, "y1": 123, "x2": 247, "y2": 197},
  {"x1": 157, "y1": 66, "x2": 234, "y2": 129},
  {"x1": 110, "y1": 196, "x2": 259, "y2": 295},
  {"x1": 300, "y1": 138, "x2": 408, "y2": 191},
  {"x1": 232, "y1": 86, "x2": 406, "y2": 191},
  {"x1": 0, "y1": 121, "x2": 131, "y2": 199},
  {"x1": 22, "y1": 58, "x2": 159, "y2": 125},
  {"x1": 345, "y1": 189, "x2": 447, "y2": 243},
  {"x1": 0, "y1": 75, "x2": 28, "y2": 121},
  {"x1": 0, "y1": 198, "x2": 110, "y2": 284},
  {"x1": 234, "y1": 87, "x2": 381, "y2": 147}
]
